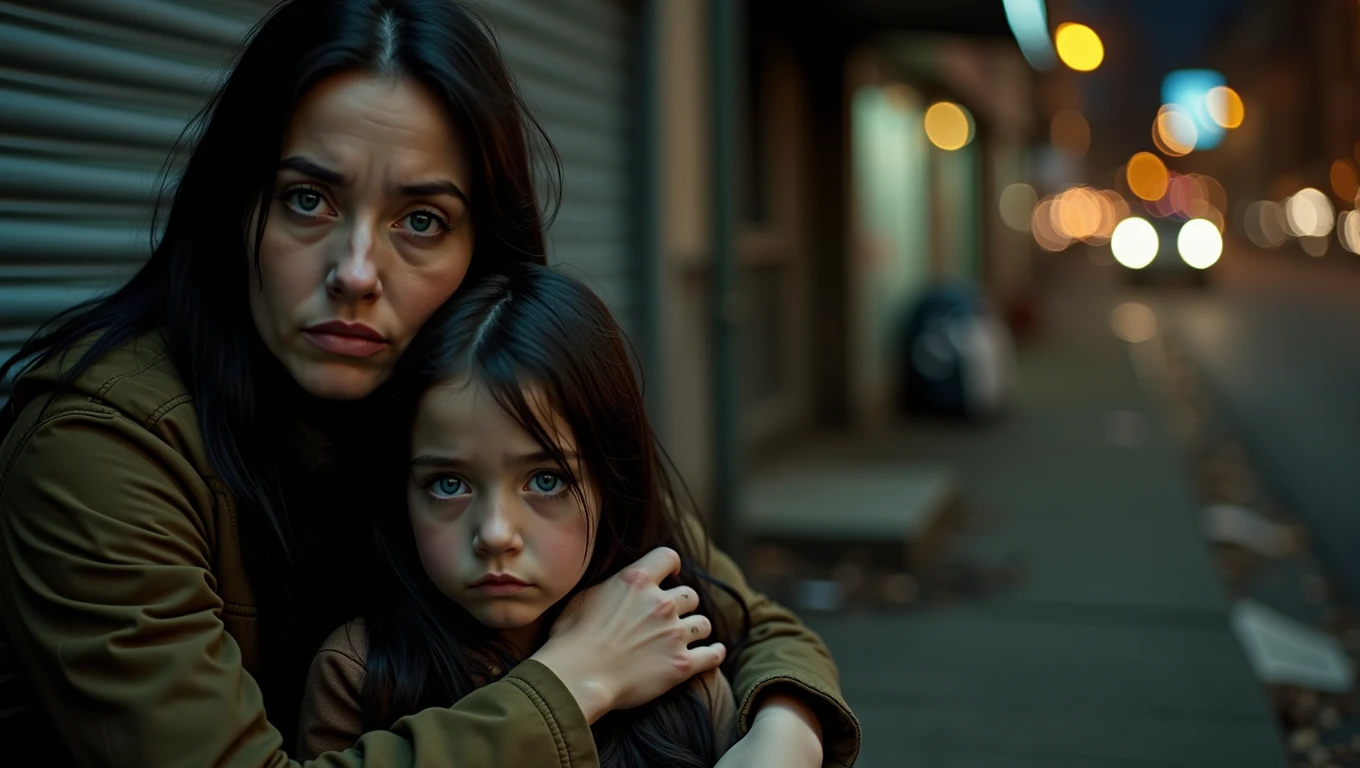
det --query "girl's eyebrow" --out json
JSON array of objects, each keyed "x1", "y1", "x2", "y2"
[
  {"x1": 409, "y1": 451, "x2": 579, "y2": 468},
  {"x1": 410, "y1": 454, "x2": 460, "y2": 469},
  {"x1": 517, "y1": 450, "x2": 579, "y2": 465}
]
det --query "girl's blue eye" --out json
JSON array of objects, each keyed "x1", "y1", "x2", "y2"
[
  {"x1": 407, "y1": 212, "x2": 436, "y2": 233},
  {"x1": 430, "y1": 476, "x2": 466, "y2": 499},
  {"x1": 531, "y1": 473, "x2": 563, "y2": 494}
]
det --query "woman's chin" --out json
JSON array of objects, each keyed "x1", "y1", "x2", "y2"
[{"x1": 290, "y1": 359, "x2": 388, "y2": 401}]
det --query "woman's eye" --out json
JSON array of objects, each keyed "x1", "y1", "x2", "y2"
[
  {"x1": 430, "y1": 476, "x2": 467, "y2": 499},
  {"x1": 530, "y1": 473, "x2": 563, "y2": 494},
  {"x1": 289, "y1": 189, "x2": 324, "y2": 213}
]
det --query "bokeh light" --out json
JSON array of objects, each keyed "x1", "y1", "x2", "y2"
[
  {"x1": 1206, "y1": 86, "x2": 1245, "y2": 129},
  {"x1": 1054, "y1": 23, "x2": 1104, "y2": 72},
  {"x1": 1338, "y1": 211, "x2": 1360, "y2": 253},
  {"x1": 1285, "y1": 188, "x2": 1335, "y2": 238},
  {"x1": 1153, "y1": 105, "x2": 1197, "y2": 156},
  {"x1": 924, "y1": 102, "x2": 973, "y2": 150},
  {"x1": 1301, "y1": 236, "x2": 1329, "y2": 257},
  {"x1": 1111, "y1": 217, "x2": 1159, "y2": 269},
  {"x1": 1194, "y1": 174, "x2": 1229, "y2": 216},
  {"x1": 1111, "y1": 302, "x2": 1157, "y2": 343},
  {"x1": 1242, "y1": 200, "x2": 1289, "y2": 249},
  {"x1": 1330, "y1": 160, "x2": 1359, "y2": 202},
  {"x1": 999, "y1": 183, "x2": 1038, "y2": 232},
  {"x1": 1177, "y1": 218, "x2": 1223, "y2": 269},
  {"x1": 1032, "y1": 198, "x2": 1072, "y2": 251},
  {"x1": 1126, "y1": 152, "x2": 1169, "y2": 201},
  {"x1": 1050, "y1": 110, "x2": 1090, "y2": 157},
  {"x1": 1055, "y1": 186, "x2": 1103, "y2": 241}
]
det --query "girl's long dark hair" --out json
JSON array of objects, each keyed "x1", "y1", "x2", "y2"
[
  {"x1": 365, "y1": 264, "x2": 750, "y2": 768},
  {"x1": 0, "y1": 0, "x2": 558, "y2": 744}
]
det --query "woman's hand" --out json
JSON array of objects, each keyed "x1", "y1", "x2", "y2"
[
  {"x1": 715, "y1": 691, "x2": 825, "y2": 768},
  {"x1": 529, "y1": 547, "x2": 726, "y2": 723}
]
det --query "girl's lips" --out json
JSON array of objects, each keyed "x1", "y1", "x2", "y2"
[
  {"x1": 471, "y1": 575, "x2": 530, "y2": 596},
  {"x1": 473, "y1": 582, "x2": 529, "y2": 597}
]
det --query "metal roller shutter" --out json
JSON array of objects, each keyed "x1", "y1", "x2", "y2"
[
  {"x1": 479, "y1": 0, "x2": 636, "y2": 331},
  {"x1": 0, "y1": 0, "x2": 637, "y2": 382},
  {"x1": 0, "y1": 0, "x2": 273, "y2": 379}
]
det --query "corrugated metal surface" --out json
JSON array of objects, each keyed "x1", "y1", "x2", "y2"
[
  {"x1": 0, "y1": 0, "x2": 636, "y2": 373},
  {"x1": 0, "y1": 0, "x2": 267, "y2": 370},
  {"x1": 483, "y1": 0, "x2": 635, "y2": 328}
]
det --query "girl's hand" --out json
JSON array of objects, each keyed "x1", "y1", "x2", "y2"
[
  {"x1": 715, "y1": 692, "x2": 825, "y2": 768},
  {"x1": 530, "y1": 546, "x2": 726, "y2": 723}
]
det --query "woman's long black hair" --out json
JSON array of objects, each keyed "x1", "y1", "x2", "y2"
[
  {"x1": 365, "y1": 263, "x2": 750, "y2": 768},
  {"x1": 0, "y1": 0, "x2": 558, "y2": 743}
]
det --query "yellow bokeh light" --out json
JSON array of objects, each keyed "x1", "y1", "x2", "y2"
[
  {"x1": 1206, "y1": 86, "x2": 1245, "y2": 129},
  {"x1": 1126, "y1": 152, "x2": 1169, "y2": 201},
  {"x1": 1153, "y1": 106, "x2": 1196, "y2": 157},
  {"x1": 1050, "y1": 110, "x2": 1091, "y2": 157},
  {"x1": 1054, "y1": 23, "x2": 1104, "y2": 72},
  {"x1": 1032, "y1": 198, "x2": 1072, "y2": 251},
  {"x1": 1330, "y1": 160, "x2": 1359, "y2": 202},
  {"x1": 924, "y1": 102, "x2": 972, "y2": 151},
  {"x1": 1055, "y1": 187, "x2": 1103, "y2": 241}
]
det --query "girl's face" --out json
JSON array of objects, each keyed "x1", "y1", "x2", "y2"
[
  {"x1": 408, "y1": 377, "x2": 599, "y2": 655},
  {"x1": 249, "y1": 72, "x2": 476, "y2": 401}
]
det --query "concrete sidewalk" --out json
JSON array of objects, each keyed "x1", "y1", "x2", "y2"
[{"x1": 742, "y1": 272, "x2": 1286, "y2": 767}]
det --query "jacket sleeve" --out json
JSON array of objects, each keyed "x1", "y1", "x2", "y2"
[
  {"x1": 0, "y1": 405, "x2": 599, "y2": 768},
  {"x1": 688, "y1": 518, "x2": 862, "y2": 768}
]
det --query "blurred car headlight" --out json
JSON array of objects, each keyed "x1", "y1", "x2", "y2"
[
  {"x1": 1111, "y1": 217, "x2": 1158, "y2": 269},
  {"x1": 1177, "y1": 218, "x2": 1222, "y2": 269}
]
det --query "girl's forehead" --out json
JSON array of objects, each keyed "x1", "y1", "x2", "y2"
[{"x1": 413, "y1": 376, "x2": 576, "y2": 453}]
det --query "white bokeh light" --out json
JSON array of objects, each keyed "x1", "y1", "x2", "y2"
[
  {"x1": 1111, "y1": 217, "x2": 1159, "y2": 269},
  {"x1": 1177, "y1": 218, "x2": 1223, "y2": 269}
]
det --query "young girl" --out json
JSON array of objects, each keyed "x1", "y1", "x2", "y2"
[{"x1": 297, "y1": 264, "x2": 747, "y2": 767}]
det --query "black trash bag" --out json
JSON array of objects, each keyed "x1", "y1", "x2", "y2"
[{"x1": 897, "y1": 284, "x2": 1014, "y2": 420}]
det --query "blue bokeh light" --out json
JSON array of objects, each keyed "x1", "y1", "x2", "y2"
[{"x1": 1162, "y1": 69, "x2": 1227, "y2": 151}]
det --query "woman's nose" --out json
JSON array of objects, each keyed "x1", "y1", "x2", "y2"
[{"x1": 325, "y1": 222, "x2": 383, "y2": 302}]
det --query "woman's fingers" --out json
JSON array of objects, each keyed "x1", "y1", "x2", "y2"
[
  {"x1": 686, "y1": 642, "x2": 727, "y2": 675},
  {"x1": 666, "y1": 585, "x2": 700, "y2": 616},
  {"x1": 620, "y1": 546, "x2": 681, "y2": 589},
  {"x1": 681, "y1": 612, "x2": 712, "y2": 642}
]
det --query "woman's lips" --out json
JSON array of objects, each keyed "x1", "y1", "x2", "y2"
[{"x1": 303, "y1": 321, "x2": 388, "y2": 358}]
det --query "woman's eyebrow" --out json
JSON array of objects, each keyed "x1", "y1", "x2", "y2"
[
  {"x1": 398, "y1": 180, "x2": 468, "y2": 204},
  {"x1": 278, "y1": 155, "x2": 345, "y2": 185}
]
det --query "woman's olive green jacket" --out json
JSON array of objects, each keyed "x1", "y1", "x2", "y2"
[{"x1": 0, "y1": 332, "x2": 860, "y2": 767}]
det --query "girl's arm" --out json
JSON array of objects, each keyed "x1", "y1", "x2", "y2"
[
  {"x1": 685, "y1": 516, "x2": 862, "y2": 768},
  {"x1": 296, "y1": 622, "x2": 371, "y2": 760}
]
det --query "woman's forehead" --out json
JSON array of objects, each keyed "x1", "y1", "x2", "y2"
[{"x1": 281, "y1": 72, "x2": 470, "y2": 187}]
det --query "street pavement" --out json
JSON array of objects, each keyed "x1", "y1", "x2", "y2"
[
  {"x1": 758, "y1": 262, "x2": 1285, "y2": 767},
  {"x1": 1151, "y1": 246, "x2": 1360, "y2": 605}
]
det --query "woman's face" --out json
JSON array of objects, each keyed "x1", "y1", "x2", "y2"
[
  {"x1": 250, "y1": 72, "x2": 475, "y2": 400},
  {"x1": 407, "y1": 377, "x2": 598, "y2": 656}
]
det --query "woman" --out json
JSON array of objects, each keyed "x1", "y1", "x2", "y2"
[{"x1": 0, "y1": 1, "x2": 859, "y2": 767}]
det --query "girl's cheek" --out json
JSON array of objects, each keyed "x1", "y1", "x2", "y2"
[{"x1": 412, "y1": 519, "x2": 465, "y2": 581}]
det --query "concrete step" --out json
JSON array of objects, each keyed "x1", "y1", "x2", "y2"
[{"x1": 740, "y1": 455, "x2": 960, "y2": 572}]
